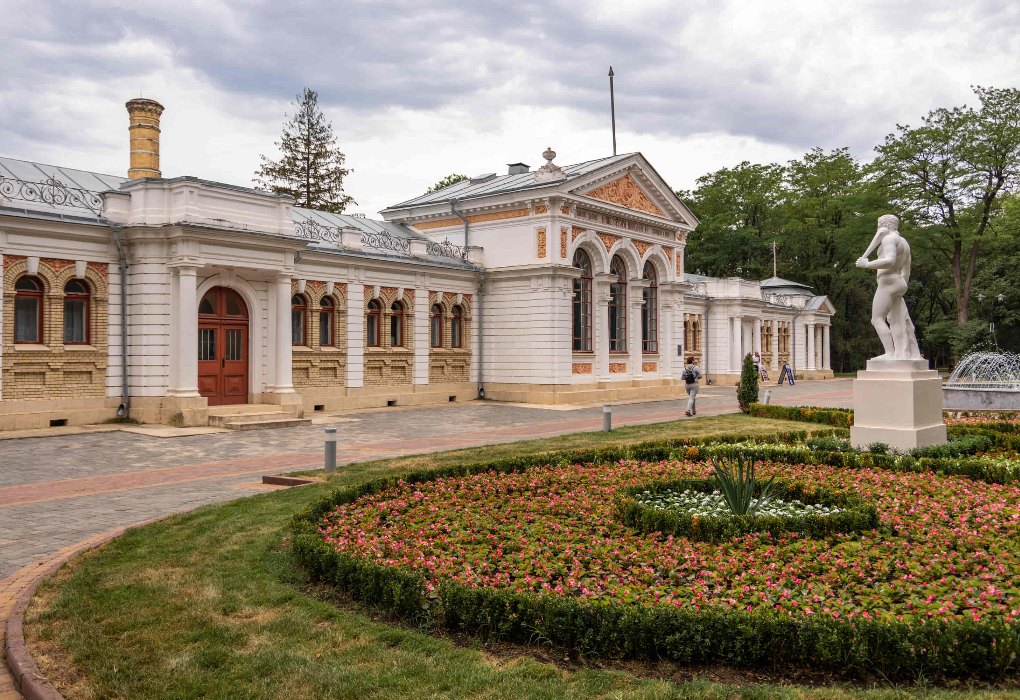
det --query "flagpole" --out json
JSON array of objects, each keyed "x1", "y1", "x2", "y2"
[{"x1": 609, "y1": 66, "x2": 617, "y2": 156}]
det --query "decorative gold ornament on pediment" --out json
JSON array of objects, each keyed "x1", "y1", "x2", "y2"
[{"x1": 584, "y1": 174, "x2": 664, "y2": 217}]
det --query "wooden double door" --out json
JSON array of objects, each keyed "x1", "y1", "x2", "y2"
[{"x1": 197, "y1": 287, "x2": 249, "y2": 406}]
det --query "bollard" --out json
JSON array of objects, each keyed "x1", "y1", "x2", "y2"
[
  {"x1": 763, "y1": 389, "x2": 772, "y2": 405},
  {"x1": 324, "y1": 426, "x2": 337, "y2": 474},
  {"x1": 603, "y1": 403, "x2": 612, "y2": 433}
]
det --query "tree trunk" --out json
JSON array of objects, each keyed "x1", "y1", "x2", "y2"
[{"x1": 951, "y1": 239, "x2": 967, "y2": 325}]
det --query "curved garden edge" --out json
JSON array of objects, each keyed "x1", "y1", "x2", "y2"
[{"x1": 4, "y1": 516, "x2": 170, "y2": 700}]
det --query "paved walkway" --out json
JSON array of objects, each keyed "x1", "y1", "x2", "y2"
[{"x1": 0, "y1": 380, "x2": 850, "y2": 580}]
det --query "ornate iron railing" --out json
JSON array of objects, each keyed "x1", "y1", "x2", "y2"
[
  {"x1": 294, "y1": 219, "x2": 343, "y2": 243},
  {"x1": 293, "y1": 218, "x2": 464, "y2": 260},
  {"x1": 761, "y1": 289, "x2": 791, "y2": 306},
  {"x1": 426, "y1": 239, "x2": 464, "y2": 259},
  {"x1": 362, "y1": 230, "x2": 410, "y2": 255},
  {"x1": 0, "y1": 176, "x2": 104, "y2": 216}
]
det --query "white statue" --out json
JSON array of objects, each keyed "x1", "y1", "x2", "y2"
[{"x1": 855, "y1": 214, "x2": 922, "y2": 361}]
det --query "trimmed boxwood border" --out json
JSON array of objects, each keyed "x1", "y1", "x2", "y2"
[
  {"x1": 291, "y1": 428, "x2": 1020, "y2": 680},
  {"x1": 614, "y1": 478, "x2": 880, "y2": 543},
  {"x1": 749, "y1": 404, "x2": 854, "y2": 428}
]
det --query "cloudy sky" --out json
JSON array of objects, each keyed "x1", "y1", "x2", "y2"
[{"x1": 2, "y1": 0, "x2": 1019, "y2": 216}]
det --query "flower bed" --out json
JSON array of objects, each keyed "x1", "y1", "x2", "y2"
[
  {"x1": 616, "y1": 478, "x2": 879, "y2": 542},
  {"x1": 295, "y1": 455, "x2": 1020, "y2": 678}
]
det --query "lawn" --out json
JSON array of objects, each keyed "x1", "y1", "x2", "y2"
[{"x1": 24, "y1": 414, "x2": 1020, "y2": 699}]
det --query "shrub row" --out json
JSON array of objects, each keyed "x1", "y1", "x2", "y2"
[
  {"x1": 293, "y1": 503, "x2": 1020, "y2": 680},
  {"x1": 748, "y1": 404, "x2": 854, "y2": 428},
  {"x1": 614, "y1": 478, "x2": 880, "y2": 543},
  {"x1": 683, "y1": 440, "x2": 1017, "y2": 486},
  {"x1": 948, "y1": 425, "x2": 1020, "y2": 451}
]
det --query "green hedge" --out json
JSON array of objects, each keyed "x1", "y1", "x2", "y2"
[
  {"x1": 948, "y1": 425, "x2": 1020, "y2": 450},
  {"x1": 614, "y1": 478, "x2": 880, "y2": 543},
  {"x1": 291, "y1": 427, "x2": 1020, "y2": 679},
  {"x1": 748, "y1": 404, "x2": 854, "y2": 427}
]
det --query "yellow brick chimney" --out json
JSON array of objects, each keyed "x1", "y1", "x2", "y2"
[{"x1": 125, "y1": 98, "x2": 164, "y2": 179}]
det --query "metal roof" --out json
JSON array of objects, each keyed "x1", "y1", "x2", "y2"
[
  {"x1": 0, "y1": 156, "x2": 125, "y2": 220},
  {"x1": 760, "y1": 276, "x2": 813, "y2": 290},
  {"x1": 292, "y1": 207, "x2": 427, "y2": 240},
  {"x1": 380, "y1": 153, "x2": 635, "y2": 211}
]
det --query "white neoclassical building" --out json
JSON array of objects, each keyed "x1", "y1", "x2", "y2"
[{"x1": 0, "y1": 99, "x2": 832, "y2": 430}]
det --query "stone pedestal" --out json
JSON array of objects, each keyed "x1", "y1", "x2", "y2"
[{"x1": 850, "y1": 358, "x2": 947, "y2": 451}]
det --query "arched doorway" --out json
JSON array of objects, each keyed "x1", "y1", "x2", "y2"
[{"x1": 197, "y1": 287, "x2": 249, "y2": 405}]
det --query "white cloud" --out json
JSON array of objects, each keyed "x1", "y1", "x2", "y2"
[{"x1": 1, "y1": 0, "x2": 1018, "y2": 215}]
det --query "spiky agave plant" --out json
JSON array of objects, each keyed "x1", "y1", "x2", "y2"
[{"x1": 710, "y1": 454, "x2": 778, "y2": 515}]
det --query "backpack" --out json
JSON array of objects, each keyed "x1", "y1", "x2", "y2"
[{"x1": 682, "y1": 366, "x2": 696, "y2": 383}]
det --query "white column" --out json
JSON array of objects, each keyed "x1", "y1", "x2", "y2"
[
  {"x1": 272, "y1": 274, "x2": 294, "y2": 393},
  {"x1": 730, "y1": 316, "x2": 740, "y2": 372},
  {"x1": 346, "y1": 284, "x2": 364, "y2": 388},
  {"x1": 595, "y1": 275, "x2": 611, "y2": 379},
  {"x1": 806, "y1": 323, "x2": 816, "y2": 371},
  {"x1": 753, "y1": 318, "x2": 762, "y2": 355},
  {"x1": 413, "y1": 288, "x2": 429, "y2": 385},
  {"x1": 167, "y1": 265, "x2": 200, "y2": 397},
  {"x1": 823, "y1": 324, "x2": 830, "y2": 370},
  {"x1": 771, "y1": 319, "x2": 779, "y2": 372},
  {"x1": 629, "y1": 284, "x2": 646, "y2": 375}
]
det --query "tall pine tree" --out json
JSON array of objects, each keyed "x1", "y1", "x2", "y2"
[{"x1": 254, "y1": 88, "x2": 356, "y2": 213}]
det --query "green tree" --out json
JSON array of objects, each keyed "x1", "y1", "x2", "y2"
[
  {"x1": 678, "y1": 161, "x2": 785, "y2": 278},
  {"x1": 426, "y1": 173, "x2": 468, "y2": 194},
  {"x1": 254, "y1": 88, "x2": 355, "y2": 213},
  {"x1": 872, "y1": 85, "x2": 1020, "y2": 325},
  {"x1": 736, "y1": 353, "x2": 759, "y2": 413}
]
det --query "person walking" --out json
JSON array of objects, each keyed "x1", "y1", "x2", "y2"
[{"x1": 682, "y1": 356, "x2": 702, "y2": 417}]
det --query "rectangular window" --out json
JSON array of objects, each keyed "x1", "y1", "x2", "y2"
[
  {"x1": 225, "y1": 329, "x2": 243, "y2": 361},
  {"x1": 319, "y1": 311, "x2": 332, "y2": 346},
  {"x1": 291, "y1": 309, "x2": 304, "y2": 345},
  {"x1": 14, "y1": 297, "x2": 40, "y2": 342},
  {"x1": 64, "y1": 299, "x2": 86, "y2": 343},
  {"x1": 390, "y1": 314, "x2": 403, "y2": 347},
  {"x1": 641, "y1": 287, "x2": 657, "y2": 352},
  {"x1": 609, "y1": 283, "x2": 626, "y2": 352},
  {"x1": 430, "y1": 316, "x2": 442, "y2": 348},
  {"x1": 199, "y1": 328, "x2": 217, "y2": 361},
  {"x1": 367, "y1": 314, "x2": 379, "y2": 346},
  {"x1": 572, "y1": 279, "x2": 592, "y2": 352}
]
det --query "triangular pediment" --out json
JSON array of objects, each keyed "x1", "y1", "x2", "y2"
[{"x1": 582, "y1": 174, "x2": 664, "y2": 217}]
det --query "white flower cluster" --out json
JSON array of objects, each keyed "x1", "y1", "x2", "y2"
[{"x1": 634, "y1": 489, "x2": 841, "y2": 518}]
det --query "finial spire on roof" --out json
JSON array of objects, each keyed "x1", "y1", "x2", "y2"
[{"x1": 533, "y1": 147, "x2": 566, "y2": 183}]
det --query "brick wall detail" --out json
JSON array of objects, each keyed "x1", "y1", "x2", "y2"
[
  {"x1": 290, "y1": 280, "x2": 347, "y2": 389},
  {"x1": 3, "y1": 257, "x2": 109, "y2": 401}
]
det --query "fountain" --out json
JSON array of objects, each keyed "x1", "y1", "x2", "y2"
[{"x1": 943, "y1": 351, "x2": 1020, "y2": 410}]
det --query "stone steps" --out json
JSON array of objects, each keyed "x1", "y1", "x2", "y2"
[
  {"x1": 220, "y1": 416, "x2": 312, "y2": 431},
  {"x1": 207, "y1": 405, "x2": 311, "y2": 431}
]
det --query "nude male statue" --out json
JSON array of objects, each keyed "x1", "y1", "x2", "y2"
[{"x1": 855, "y1": 214, "x2": 922, "y2": 361}]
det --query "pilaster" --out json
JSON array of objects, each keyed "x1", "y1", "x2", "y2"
[
  {"x1": 166, "y1": 264, "x2": 200, "y2": 397},
  {"x1": 346, "y1": 283, "x2": 364, "y2": 388},
  {"x1": 413, "y1": 288, "x2": 429, "y2": 385}
]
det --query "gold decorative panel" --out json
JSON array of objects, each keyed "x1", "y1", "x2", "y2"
[{"x1": 584, "y1": 174, "x2": 664, "y2": 216}]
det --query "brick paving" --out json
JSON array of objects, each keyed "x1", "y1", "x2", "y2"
[{"x1": 0, "y1": 380, "x2": 851, "y2": 698}]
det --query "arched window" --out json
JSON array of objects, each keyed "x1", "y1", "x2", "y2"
[
  {"x1": 451, "y1": 305, "x2": 463, "y2": 348},
  {"x1": 366, "y1": 299, "x2": 381, "y2": 347},
  {"x1": 430, "y1": 304, "x2": 443, "y2": 348},
  {"x1": 641, "y1": 262, "x2": 657, "y2": 353},
  {"x1": 390, "y1": 301, "x2": 404, "y2": 347},
  {"x1": 319, "y1": 297, "x2": 334, "y2": 346},
  {"x1": 609, "y1": 255, "x2": 627, "y2": 353},
  {"x1": 291, "y1": 294, "x2": 307, "y2": 346},
  {"x1": 14, "y1": 276, "x2": 43, "y2": 343},
  {"x1": 64, "y1": 279, "x2": 90, "y2": 344},
  {"x1": 572, "y1": 249, "x2": 592, "y2": 352}
]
